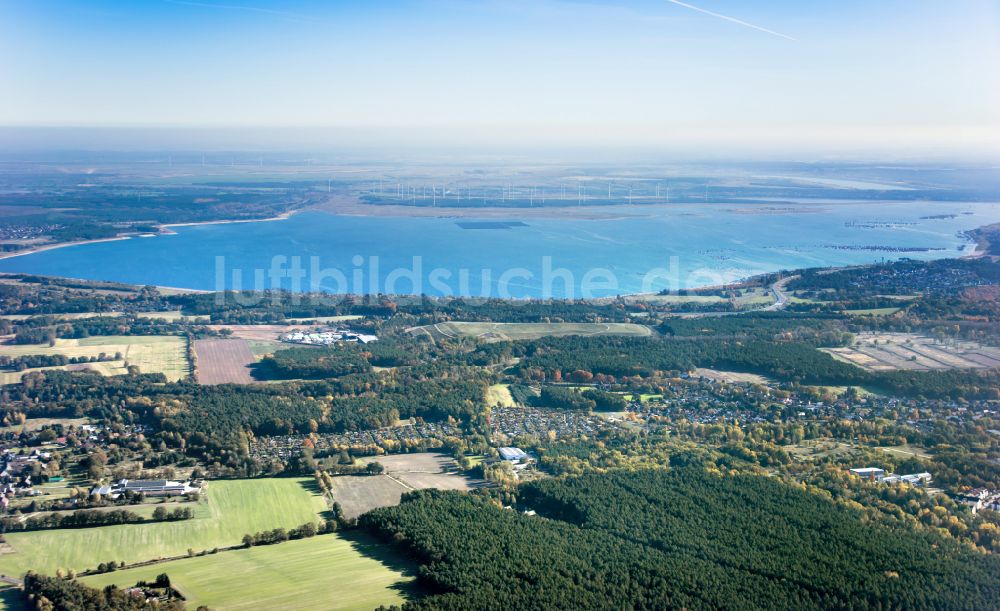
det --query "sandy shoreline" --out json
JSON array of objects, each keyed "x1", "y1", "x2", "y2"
[
  {"x1": 159, "y1": 209, "x2": 300, "y2": 231},
  {"x1": 0, "y1": 210, "x2": 302, "y2": 260},
  {"x1": 0, "y1": 236, "x2": 133, "y2": 261},
  {"x1": 961, "y1": 222, "x2": 999, "y2": 259}
]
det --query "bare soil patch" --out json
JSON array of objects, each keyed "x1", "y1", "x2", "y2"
[
  {"x1": 194, "y1": 338, "x2": 257, "y2": 384},
  {"x1": 823, "y1": 332, "x2": 1000, "y2": 371}
]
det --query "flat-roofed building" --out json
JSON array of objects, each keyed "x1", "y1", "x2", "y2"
[
  {"x1": 849, "y1": 467, "x2": 885, "y2": 481},
  {"x1": 91, "y1": 478, "x2": 201, "y2": 499},
  {"x1": 498, "y1": 447, "x2": 528, "y2": 462}
]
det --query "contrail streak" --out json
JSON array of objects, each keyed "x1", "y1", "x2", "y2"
[{"x1": 664, "y1": 0, "x2": 796, "y2": 41}]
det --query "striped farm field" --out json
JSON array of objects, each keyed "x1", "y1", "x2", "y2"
[
  {"x1": 0, "y1": 335, "x2": 188, "y2": 384},
  {"x1": 0, "y1": 479, "x2": 325, "y2": 577},
  {"x1": 194, "y1": 338, "x2": 257, "y2": 384},
  {"x1": 80, "y1": 532, "x2": 415, "y2": 611}
]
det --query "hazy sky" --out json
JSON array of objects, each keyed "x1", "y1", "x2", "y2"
[{"x1": 2, "y1": 0, "x2": 999, "y2": 154}]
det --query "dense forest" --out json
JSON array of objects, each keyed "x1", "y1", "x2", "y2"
[
  {"x1": 253, "y1": 345, "x2": 373, "y2": 380},
  {"x1": 536, "y1": 385, "x2": 626, "y2": 412},
  {"x1": 362, "y1": 470, "x2": 1000, "y2": 610}
]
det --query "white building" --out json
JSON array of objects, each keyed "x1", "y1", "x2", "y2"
[
  {"x1": 849, "y1": 467, "x2": 885, "y2": 481},
  {"x1": 498, "y1": 447, "x2": 528, "y2": 462}
]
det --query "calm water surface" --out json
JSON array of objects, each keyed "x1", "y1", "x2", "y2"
[{"x1": 1, "y1": 202, "x2": 997, "y2": 298}]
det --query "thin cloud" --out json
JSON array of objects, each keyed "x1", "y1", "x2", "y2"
[
  {"x1": 163, "y1": 0, "x2": 326, "y2": 24},
  {"x1": 664, "y1": 0, "x2": 796, "y2": 41}
]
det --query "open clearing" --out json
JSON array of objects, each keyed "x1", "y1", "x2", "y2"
[
  {"x1": 486, "y1": 383, "x2": 516, "y2": 407},
  {"x1": 207, "y1": 324, "x2": 290, "y2": 342},
  {"x1": 408, "y1": 321, "x2": 652, "y2": 342},
  {"x1": 627, "y1": 287, "x2": 775, "y2": 309},
  {"x1": 331, "y1": 453, "x2": 489, "y2": 520},
  {"x1": 330, "y1": 476, "x2": 408, "y2": 521},
  {"x1": 136, "y1": 310, "x2": 196, "y2": 321},
  {"x1": 877, "y1": 444, "x2": 934, "y2": 460},
  {"x1": 81, "y1": 532, "x2": 415, "y2": 611},
  {"x1": 0, "y1": 417, "x2": 88, "y2": 434},
  {"x1": 823, "y1": 332, "x2": 1000, "y2": 371},
  {"x1": 194, "y1": 338, "x2": 257, "y2": 384},
  {"x1": 0, "y1": 478, "x2": 325, "y2": 576},
  {"x1": 785, "y1": 440, "x2": 858, "y2": 462},
  {"x1": 841, "y1": 307, "x2": 902, "y2": 316},
  {"x1": 0, "y1": 335, "x2": 188, "y2": 384},
  {"x1": 693, "y1": 368, "x2": 770, "y2": 384}
]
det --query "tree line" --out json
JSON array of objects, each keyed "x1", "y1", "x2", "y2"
[{"x1": 1, "y1": 506, "x2": 193, "y2": 532}]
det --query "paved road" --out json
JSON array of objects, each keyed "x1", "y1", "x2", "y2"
[
  {"x1": 762, "y1": 274, "x2": 798, "y2": 312},
  {"x1": 675, "y1": 274, "x2": 799, "y2": 319}
]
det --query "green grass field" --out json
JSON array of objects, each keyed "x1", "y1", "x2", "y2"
[
  {"x1": 877, "y1": 444, "x2": 934, "y2": 459},
  {"x1": 486, "y1": 383, "x2": 516, "y2": 407},
  {"x1": 840, "y1": 307, "x2": 902, "y2": 316},
  {"x1": 0, "y1": 417, "x2": 88, "y2": 434},
  {"x1": 80, "y1": 533, "x2": 415, "y2": 611},
  {"x1": 410, "y1": 321, "x2": 653, "y2": 341},
  {"x1": 624, "y1": 393, "x2": 663, "y2": 403},
  {"x1": 809, "y1": 385, "x2": 880, "y2": 398},
  {"x1": 0, "y1": 478, "x2": 326, "y2": 577},
  {"x1": 785, "y1": 440, "x2": 858, "y2": 462},
  {"x1": 0, "y1": 335, "x2": 188, "y2": 383},
  {"x1": 135, "y1": 310, "x2": 193, "y2": 321}
]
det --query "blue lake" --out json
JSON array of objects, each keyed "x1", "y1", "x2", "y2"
[{"x1": 1, "y1": 202, "x2": 998, "y2": 298}]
